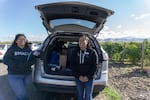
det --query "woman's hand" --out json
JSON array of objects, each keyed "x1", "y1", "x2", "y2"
[
  {"x1": 33, "y1": 50, "x2": 40, "y2": 57},
  {"x1": 79, "y1": 76, "x2": 88, "y2": 82}
]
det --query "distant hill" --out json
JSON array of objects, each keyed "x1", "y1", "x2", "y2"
[{"x1": 98, "y1": 37, "x2": 150, "y2": 42}]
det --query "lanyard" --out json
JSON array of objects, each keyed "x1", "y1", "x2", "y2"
[
  {"x1": 79, "y1": 50, "x2": 86, "y2": 64},
  {"x1": 26, "y1": 51, "x2": 32, "y2": 63}
]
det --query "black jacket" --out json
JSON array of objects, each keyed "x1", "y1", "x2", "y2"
[
  {"x1": 3, "y1": 45, "x2": 35, "y2": 75},
  {"x1": 71, "y1": 48, "x2": 97, "y2": 79}
]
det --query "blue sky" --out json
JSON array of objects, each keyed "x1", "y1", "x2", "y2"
[{"x1": 0, "y1": 0, "x2": 150, "y2": 41}]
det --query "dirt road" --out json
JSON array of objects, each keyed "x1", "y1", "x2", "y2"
[{"x1": 108, "y1": 63, "x2": 150, "y2": 100}]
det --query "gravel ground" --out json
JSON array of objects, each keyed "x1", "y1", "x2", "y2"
[
  {"x1": 2, "y1": 62, "x2": 149, "y2": 100},
  {"x1": 108, "y1": 63, "x2": 150, "y2": 100},
  {"x1": 0, "y1": 62, "x2": 7, "y2": 75}
]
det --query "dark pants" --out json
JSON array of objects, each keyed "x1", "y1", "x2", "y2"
[
  {"x1": 8, "y1": 74, "x2": 31, "y2": 100},
  {"x1": 75, "y1": 78, "x2": 94, "y2": 100}
]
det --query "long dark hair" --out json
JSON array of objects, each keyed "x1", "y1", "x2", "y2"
[
  {"x1": 12, "y1": 34, "x2": 28, "y2": 47},
  {"x1": 79, "y1": 34, "x2": 91, "y2": 48}
]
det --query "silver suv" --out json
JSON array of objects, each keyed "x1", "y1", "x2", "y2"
[{"x1": 32, "y1": 1, "x2": 114, "y2": 94}]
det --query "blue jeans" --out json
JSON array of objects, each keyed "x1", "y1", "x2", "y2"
[
  {"x1": 8, "y1": 74, "x2": 31, "y2": 100},
  {"x1": 75, "y1": 78, "x2": 94, "y2": 100}
]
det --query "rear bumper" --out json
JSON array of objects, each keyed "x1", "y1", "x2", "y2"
[
  {"x1": 33, "y1": 82, "x2": 106, "y2": 93},
  {"x1": 32, "y1": 63, "x2": 107, "y2": 93}
]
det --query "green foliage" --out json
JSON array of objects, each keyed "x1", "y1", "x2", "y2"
[
  {"x1": 112, "y1": 53, "x2": 121, "y2": 61},
  {"x1": 144, "y1": 40, "x2": 150, "y2": 66},
  {"x1": 145, "y1": 40, "x2": 150, "y2": 55},
  {"x1": 103, "y1": 86, "x2": 121, "y2": 100},
  {"x1": 101, "y1": 41, "x2": 112, "y2": 56},
  {"x1": 111, "y1": 42, "x2": 124, "y2": 61},
  {"x1": 101, "y1": 41, "x2": 145, "y2": 64},
  {"x1": 125, "y1": 42, "x2": 141, "y2": 63},
  {"x1": 0, "y1": 42, "x2": 12, "y2": 44},
  {"x1": 101, "y1": 42, "x2": 125, "y2": 61}
]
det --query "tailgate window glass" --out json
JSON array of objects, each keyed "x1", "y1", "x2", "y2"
[{"x1": 50, "y1": 18, "x2": 96, "y2": 29}]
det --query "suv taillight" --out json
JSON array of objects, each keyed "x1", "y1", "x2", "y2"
[
  {"x1": 0, "y1": 52, "x2": 3, "y2": 55},
  {"x1": 103, "y1": 53, "x2": 109, "y2": 61}
]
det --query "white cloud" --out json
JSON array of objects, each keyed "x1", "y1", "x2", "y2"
[
  {"x1": 98, "y1": 27, "x2": 150, "y2": 39},
  {"x1": 103, "y1": 26, "x2": 109, "y2": 31},
  {"x1": 27, "y1": 34, "x2": 47, "y2": 41},
  {"x1": 117, "y1": 25, "x2": 122, "y2": 29},
  {"x1": 0, "y1": 34, "x2": 47, "y2": 42},
  {"x1": 99, "y1": 30, "x2": 120, "y2": 39},
  {"x1": 135, "y1": 13, "x2": 150, "y2": 20},
  {"x1": 130, "y1": 14, "x2": 135, "y2": 17}
]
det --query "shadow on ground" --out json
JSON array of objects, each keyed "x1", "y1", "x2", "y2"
[
  {"x1": 0, "y1": 74, "x2": 77, "y2": 100},
  {"x1": 0, "y1": 75, "x2": 15, "y2": 100}
]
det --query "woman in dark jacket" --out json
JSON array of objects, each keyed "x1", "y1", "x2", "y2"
[
  {"x1": 3, "y1": 34, "x2": 36, "y2": 100},
  {"x1": 71, "y1": 35, "x2": 97, "y2": 100}
]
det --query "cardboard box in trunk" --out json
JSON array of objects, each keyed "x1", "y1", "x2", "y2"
[{"x1": 59, "y1": 54, "x2": 67, "y2": 69}]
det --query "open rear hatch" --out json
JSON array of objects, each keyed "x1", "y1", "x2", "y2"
[{"x1": 35, "y1": 1, "x2": 114, "y2": 35}]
